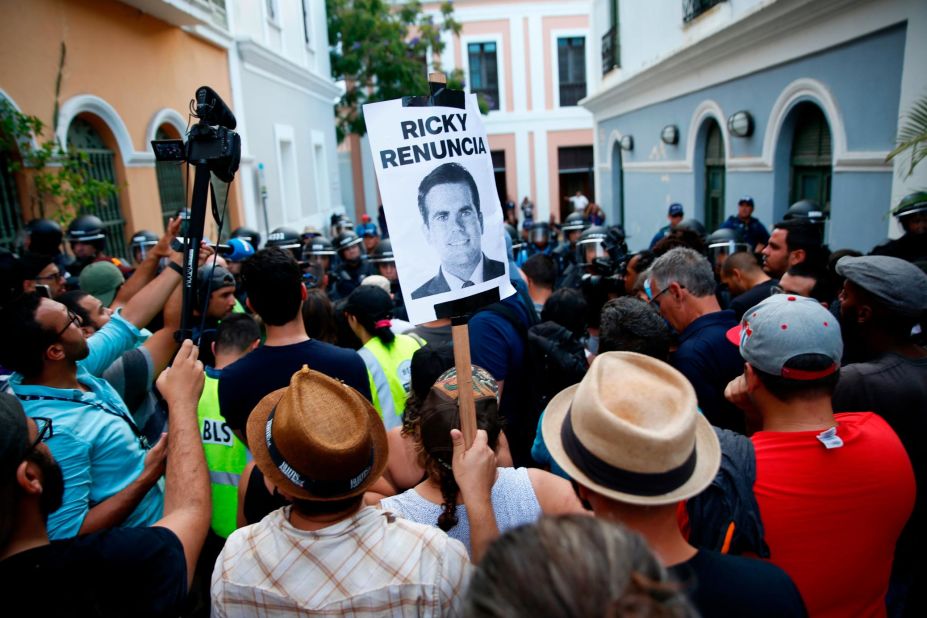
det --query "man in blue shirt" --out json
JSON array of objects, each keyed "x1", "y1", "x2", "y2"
[
  {"x1": 650, "y1": 203, "x2": 684, "y2": 248},
  {"x1": 720, "y1": 196, "x2": 770, "y2": 253},
  {"x1": 645, "y1": 247, "x2": 745, "y2": 432},
  {"x1": 0, "y1": 257, "x2": 184, "y2": 539}
]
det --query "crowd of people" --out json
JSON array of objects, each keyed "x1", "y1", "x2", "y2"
[{"x1": 0, "y1": 187, "x2": 925, "y2": 617}]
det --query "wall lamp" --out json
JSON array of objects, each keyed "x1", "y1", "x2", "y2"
[
  {"x1": 620, "y1": 135, "x2": 634, "y2": 151},
  {"x1": 728, "y1": 110, "x2": 754, "y2": 138},
  {"x1": 661, "y1": 124, "x2": 679, "y2": 145}
]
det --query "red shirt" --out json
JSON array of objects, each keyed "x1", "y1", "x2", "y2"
[{"x1": 752, "y1": 412, "x2": 914, "y2": 618}]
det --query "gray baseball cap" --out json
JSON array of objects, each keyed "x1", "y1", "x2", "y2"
[
  {"x1": 835, "y1": 255, "x2": 927, "y2": 319},
  {"x1": 727, "y1": 294, "x2": 842, "y2": 379}
]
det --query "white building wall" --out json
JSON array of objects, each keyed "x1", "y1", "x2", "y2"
[{"x1": 226, "y1": 0, "x2": 343, "y2": 239}]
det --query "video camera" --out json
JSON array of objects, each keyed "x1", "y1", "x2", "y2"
[
  {"x1": 150, "y1": 86, "x2": 242, "y2": 341},
  {"x1": 151, "y1": 86, "x2": 241, "y2": 181}
]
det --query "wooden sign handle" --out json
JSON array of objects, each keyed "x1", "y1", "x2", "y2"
[{"x1": 451, "y1": 318, "x2": 476, "y2": 448}]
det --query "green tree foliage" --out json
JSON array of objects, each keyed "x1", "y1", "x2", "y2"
[
  {"x1": 0, "y1": 99, "x2": 118, "y2": 225},
  {"x1": 0, "y1": 43, "x2": 117, "y2": 225},
  {"x1": 886, "y1": 92, "x2": 927, "y2": 179},
  {"x1": 328, "y1": 0, "x2": 487, "y2": 142}
]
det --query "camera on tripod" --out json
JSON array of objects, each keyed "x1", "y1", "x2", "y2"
[
  {"x1": 150, "y1": 86, "x2": 241, "y2": 182},
  {"x1": 149, "y1": 86, "x2": 242, "y2": 342}
]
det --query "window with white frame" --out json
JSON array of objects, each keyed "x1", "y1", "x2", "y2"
[
  {"x1": 558, "y1": 37, "x2": 587, "y2": 106},
  {"x1": 468, "y1": 42, "x2": 500, "y2": 111},
  {"x1": 311, "y1": 131, "x2": 329, "y2": 215},
  {"x1": 275, "y1": 127, "x2": 301, "y2": 223}
]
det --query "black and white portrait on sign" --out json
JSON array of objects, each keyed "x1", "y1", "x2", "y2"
[
  {"x1": 411, "y1": 162, "x2": 506, "y2": 299},
  {"x1": 363, "y1": 95, "x2": 514, "y2": 324}
]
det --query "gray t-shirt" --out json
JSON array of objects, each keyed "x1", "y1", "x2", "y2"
[{"x1": 380, "y1": 467, "x2": 541, "y2": 557}]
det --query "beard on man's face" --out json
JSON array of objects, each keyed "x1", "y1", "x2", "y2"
[
  {"x1": 27, "y1": 449, "x2": 64, "y2": 520},
  {"x1": 838, "y1": 304, "x2": 868, "y2": 364},
  {"x1": 62, "y1": 337, "x2": 90, "y2": 363}
]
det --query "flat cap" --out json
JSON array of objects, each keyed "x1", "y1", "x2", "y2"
[{"x1": 836, "y1": 255, "x2": 927, "y2": 318}]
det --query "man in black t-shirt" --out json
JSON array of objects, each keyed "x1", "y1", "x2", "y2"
[
  {"x1": 0, "y1": 340, "x2": 210, "y2": 618},
  {"x1": 832, "y1": 255, "x2": 927, "y2": 616},
  {"x1": 219, "y1": 248, "x2": 371, "y2": 446},
  {"x1": 541, "y1": 352, "x2": 806, "y2": 617}
]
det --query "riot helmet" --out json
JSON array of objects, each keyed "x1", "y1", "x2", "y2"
[
  {"x1": 231, "y1": 226, "x2": 262, "y2": 250},
  {"x1": 333, "y1": 231, "x2": 364, "y2": 267},
  {"x1": 266, "y1": 227, "x2": 302, "y2": 261},
  {"x1": 892, "y1": 192, "x2": 927, "y2": 234},
  {"x1": 675, "y1": 218, "x2": 707, "y2": 240},
  {"x1": 24, "y1": 219, "x2": 63, "y2": 256},
  {"x1": 706, "y1": 227, "x2": 749, "y2": 268},
  {"x1": 577, "y1": 225, "x2": 610, "y2": 269},
  {"x1": 330, "y1": 213, "x2": 354, "y2": 237},
  {"x1": 129, "y1": 230, "x2": 159, "y2": 263},
  {"x1": 784, "y1": 200, "x2": 827, "y2": 224},
  {"x1": 368, "y1": 238, "x2": 395, "y2": 263},
  {"x1": 67, "y1": 214, "x2": 106, "y2": 245},
  {"x1": 530, "y1": 221, "x2": 552, "y2": 249},
  {"x1": 368, "y1": 238, "x2": 397, "y2": 281}
]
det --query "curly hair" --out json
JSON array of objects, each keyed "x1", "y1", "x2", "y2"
[{"x1": 401, "y1": 388, "x2": 504, "y2": 532}]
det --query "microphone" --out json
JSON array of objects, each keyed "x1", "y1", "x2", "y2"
[{"x1": 222, "y1": 237, "x2": 254, "y2": 261}]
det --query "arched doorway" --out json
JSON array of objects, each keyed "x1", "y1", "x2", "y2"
[
  {"x1": 789, "y1": 102, "x2": 831, "y2": 210},
  {"x1": 154, "y1": 126, "x2": 185, "y2": 230},
  {"x1": 703, "y1": 120, "x2": 725, "y2": 231},
  {"x1": 67, "y1": 117, "x2": 127, "y2": 259},
  {"x1": 611, "y1": 141, "x2": 624, "y2": 227}
]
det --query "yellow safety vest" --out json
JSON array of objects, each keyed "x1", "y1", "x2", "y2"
[
  {"x1": 359, "y1": 334, "x2": 422, "y2": 430},
  {"x1": 197, "y1": 371, "x2": 249, "y2": 538}
]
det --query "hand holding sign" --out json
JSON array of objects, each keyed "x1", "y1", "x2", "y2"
[{"x1": 364, "y1": 83, "x2": 514, "y2": 447}]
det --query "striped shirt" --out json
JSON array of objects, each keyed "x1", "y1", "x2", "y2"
[{"x1": 211, "y1": 506, "x2": 471, "y2": 617}]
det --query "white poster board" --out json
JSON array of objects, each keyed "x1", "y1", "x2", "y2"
[{"x1": 363, "y1": 94, "x2": 514, "y2": 324}]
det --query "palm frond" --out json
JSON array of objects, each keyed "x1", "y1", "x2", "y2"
[{"x1": 886, "y1": 94, "x2": 927, "y2": 178}]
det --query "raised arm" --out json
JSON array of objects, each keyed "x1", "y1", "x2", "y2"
[
  {"x1": 451, "y1": 428, "x2": 499, "y2": 563},
  {"x1": 112, "y1": 217, "x2": 181, "y2": 309},
  {"x1": 154, "y1": 340, "x2": 210, "y2": 589}
]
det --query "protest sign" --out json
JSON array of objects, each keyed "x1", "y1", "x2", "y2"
[{"x1": 363, "y1": 94, "x2": 515, "y2": 325}]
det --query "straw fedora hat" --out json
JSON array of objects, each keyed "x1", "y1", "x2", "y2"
[
  {"x1": 542, "y1": 352, "x2": 720, "y2": 506},
  {"x1": 247, "y1": 365, "x2": 388, "y2": 501}
]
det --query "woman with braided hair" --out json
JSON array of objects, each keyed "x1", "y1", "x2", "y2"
[
  {"x1": 343, "y1": 285, "x2": 422, "y2": 429},
  {"x1": 379, "y1": 364, "x2": 584, "y2": 556}
]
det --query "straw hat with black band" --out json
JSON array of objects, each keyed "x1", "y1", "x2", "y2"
[
  {"x1": 247, "y1": 365, "x2": 388, "y2": 501},
  {"x1": 542, "y1": 352, "x2": 720, "y2": 506}
]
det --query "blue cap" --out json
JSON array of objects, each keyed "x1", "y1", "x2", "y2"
[
  {"x1": 668, "y1": 203, "x2": 684, "y2": 216},
  {"x1": 738, "y1": 196, "x2": 755, "y2": 206},
  {"x1": 357, "y1": 223, "x2": 378, "y2": 237}
]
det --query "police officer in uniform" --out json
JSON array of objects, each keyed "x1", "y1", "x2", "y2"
[
  {"x1": 265, "y1": 227, "x2": 303, "y2": 262},
  {"x1": 871, "y1": 192, "x2": 927, "y2": 263},
  {"x1": 66, "y1": 214, "x2": 131, "y2": 278},
  {"x1": 302, "y1": 236, "x2": 337, "y2": 294},
  {"x1": 554, "y1": 212, "x2": 588, "y2": 280},
  {"x1": 330, "y1": 230, "x2": 368, "y2": 300},
  {"x1": 368, "y1": 238, "x2": 408, "y2": 321}
]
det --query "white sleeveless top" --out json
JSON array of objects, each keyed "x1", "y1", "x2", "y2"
[{"x1": 380, "y1": 467, "x2": 542, "y2": 556}]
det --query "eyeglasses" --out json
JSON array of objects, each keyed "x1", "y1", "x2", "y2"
[
  {"x1": 29, "y1": 417, "x2": 54, "y2": 451},
  {"x1": 644, "y1": 278, "x2": 680, "y2": 307},
  {"x1": 33, "y1": 271, "x2": 65, "y2": 282},
  {"x1": 56, "y1": 309, "x2": 83, "y2": 338}
]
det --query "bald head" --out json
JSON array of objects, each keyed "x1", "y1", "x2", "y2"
[
  {"x1": 721, "y1": 251, "x2": 769, "y2": 296},
  {"x1": 722, "y1": 251, "x2": 761, "y2": 277}
]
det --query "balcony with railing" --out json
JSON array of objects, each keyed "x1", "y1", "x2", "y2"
[
  {"x1": 601, "y1": 26, "x2": 619, "y2": 76},
  {"x1": 683, "y1": 0, "x2": 725, "y2": 23}
]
